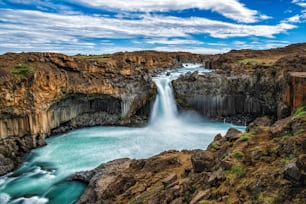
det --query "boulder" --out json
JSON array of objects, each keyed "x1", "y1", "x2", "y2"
[
  {"x1": 246, "y1": 116, "x2": 273, "y2": 132},
  {"x1": 191, "y1": 150, "x2": 214, "y2": 173},
  {"x1": 284, "y1": 159, "x2": 302, "y2": 185},
  {"x1": 224, "y1": 128, "x2": 241, "y2": 142},
  {"x1": 0, "y1": 154, "x2": 14, "y2": 176}
]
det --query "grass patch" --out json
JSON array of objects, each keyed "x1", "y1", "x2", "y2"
[
  {"x1": 11, "y1": 64, "x2": 34, "y2": 78},
  {"x1": 210, "y1": 142, "x2": 219, "y2": 150},
  {"x1": 232, "y1": 151, "x2": 244, "y2": 160},
  {"x1": 294, "y1": 105, "x2": 306, "y2": 118},
  {"x1": 256, "y1": 191, "x2": 279, "y2": 204},
  {"x1": 229, "y1": 164, "x2": 244, "y2": 177},
  {"x1": 76, "y1": 54, "x2": 111, "y2": 60},
  {"x1": 225, "y1": 163, "x2": 245, "y2": 185},
  {"x1": 238, "y1": 58, "x2": 262, "y2": 65},
  {"x1": 294, "y1": 128, "x2": 304, "y2": 136},
  {"x1": 239, "y1": 131, "x2": 255, "y2": 142}
]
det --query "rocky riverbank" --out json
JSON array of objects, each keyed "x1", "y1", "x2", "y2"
[{"x1": 74, "y1": 110, "x2": 306, "y2": 203}]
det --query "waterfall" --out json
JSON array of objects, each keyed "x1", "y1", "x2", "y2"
[
  {"x1": 149, "y1": 77, "x2": 178, "y2": 124},
  {"x1": 149, "y1": 63, "x2": 210, "y2": 126}
]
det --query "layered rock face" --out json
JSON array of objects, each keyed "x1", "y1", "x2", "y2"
[
  {"x1": 283, "y1": 72, "x2": 306, "y2": 110},
  {"x1": 173, "y1": 71, "x2": 281, "y2": 124},
  {"x1": 0, "y1": 51, "x2": 204, "y2": 175},
  {"x1": 74, "y1": 113, "x2": 306, "y2": 203},
  {"x1": 173, "y1": 45, "x2": 306, "y2": 124}
]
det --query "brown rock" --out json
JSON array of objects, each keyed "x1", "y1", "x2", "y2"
[
  {"x1": 297, "y1": 154, "x2": 306, "y2": 172},
  {"x1": 246, "y1": 116, "x2": 273, "y2": 132},
  {"x1": 284, "y1": 159, "x2": 302, "y2": 185},
  {"x1": 283, "y1": 72, "x2": 306, "y2": 110},
  {"x1": 207, "y1": 168, "x2": 224, "y2": 186},
  {"x1": 190, "y1": 190, "x2": 210, "y2": 204},
  {"x1": 162, "y1": 173, "x2": 177, "y2": 189},
  {"x1": 224, "y1": 128, "x2": 242, "y2": 142},
  {"x1": 191, "y1": 150, "x2": 214, "y2": 173}
]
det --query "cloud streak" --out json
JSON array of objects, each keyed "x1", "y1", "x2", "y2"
[
  {"x1": 74, "y1": 0, "x2": 263, "y2": 23},
  {"x1": 5, "y1": 0, "x2": 264, "y2": 23}
]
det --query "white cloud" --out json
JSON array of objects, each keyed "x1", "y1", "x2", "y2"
[
  {"x1": 283, "y1": 13, "x2": 306, "y2": 23},
  {"x1": 76, "y1": 0, "x2": 262, "y2": 23},
  {"x1": 259, "y1": 14, "x2": 272, "y2": 20},
  {"x1": 151, "y1": 46, "x2": 230, "y2": 54},
  {"x1": 0, "y1": 9, "x2": 297, "y2": 54},
  {"x1": 145, "y1": 38, "x2": 203, "y2": 45},
  {"x1": 5, "y1": 0, "x2": 264, "y2": 23},
  {"x1": 287, "y1": 14, "x2": 301, "y2": 22},
  {"x1": 292, "y1": 0, "x2": 306, "y2": 8}
]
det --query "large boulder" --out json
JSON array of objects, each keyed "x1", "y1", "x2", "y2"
[{"x1": 191, "y1": 150, "x2": 214, "y2": 173}]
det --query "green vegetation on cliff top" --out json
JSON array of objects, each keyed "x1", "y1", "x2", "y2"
[{"x1": 11, "y1": 64, "x2": 34, "y2": 78}]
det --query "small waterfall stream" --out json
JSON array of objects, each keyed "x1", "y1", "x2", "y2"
[{"x1": 0, "y1": 64, "x2": 245, "y2": 204}]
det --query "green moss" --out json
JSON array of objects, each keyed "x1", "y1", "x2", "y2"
[
  {"x1": 225, "y1": 196, "x2": 232, "y2": 204},
  {"x1": 237, "y1": 58, "x2": 262, "y2": 65},
  {"x1": 128, "y1": 199, "x2": 135, "y2": 204},
  {"x1": 239, "y1": 131, "x2": 255, "y2": 142},
  {"x1": 76, "y1": 54, "x2": 111, "y2": 59},
  {"x1": 230, "y1": 164, "x2": 244, "y2": 177},
  {"x1": 11, "y1": 64, "x2": 34, "y2": 78},
  {"x1": 294, "y1": 128, "x2": 304, "y2": 136},
  {"x1": 294, "y1": 105, "x2": 306, "y2": 118},
  {"x1": 225, "y1": 163, "x2": 245, "y2": 185},
  {"x1": 210, "y1": 142, "x2": 219, "y2": 150},
  {"x1": 257, "y1": 191, "x2": 279, "y2": 204},
  {"x1": 232, "y1": 151, "x2": 244, "y2": 160}
]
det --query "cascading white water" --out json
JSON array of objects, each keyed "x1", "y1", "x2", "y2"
[
  {"x1": 150, "y1": 77, "x2": 178, "y2": 123},
  {"x1": 0, "y1": 63, "x2": 245, "y2": 204}
]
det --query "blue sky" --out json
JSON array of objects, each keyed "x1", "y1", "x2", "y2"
[{"x1": 0, "y1": 0, "x2": 305, "y2": 55}]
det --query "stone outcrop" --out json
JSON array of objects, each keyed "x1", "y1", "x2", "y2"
[
  {"x1": 75, "y1": 112, "x2": 306, "y2": 203},
  {"x1": 283, "y1": 72, "x2": 306, "y2": 111}
]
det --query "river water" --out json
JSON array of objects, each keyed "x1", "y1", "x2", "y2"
[{"x1": 0, "y1": 64, "x2": 244, "y2": 204}]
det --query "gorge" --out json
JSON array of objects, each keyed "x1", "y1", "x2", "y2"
[
  {"x1": 0, "y1": 43, "x2": 305, "y2": 203},
  {"x1": 0, "y1": 64, "x2": 244, "y2": 203}
]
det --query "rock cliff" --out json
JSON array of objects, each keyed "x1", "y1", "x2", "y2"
[
  {"x1": 74, "y1": 110, "x2": 306, "y2": 203},
  {"x1": 173, "y1": 44, "x2": 306, "y2": 124},
  {"x1": 0, "y1": 51, "x2": 204, "y2": 175}
]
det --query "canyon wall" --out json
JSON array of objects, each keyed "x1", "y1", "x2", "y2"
[
  {"x1": 283, "y1": 72, "x2": 306, "y2": 111},
  {"x1": 1, "y1": 51, "x2": 205, "y2": 175},
  {"x1": 173, "y1": 49, "x2": 306, "y2": 124},
  {"x1": 173, "y1": 71, "x2": 281, "y2": 124}
]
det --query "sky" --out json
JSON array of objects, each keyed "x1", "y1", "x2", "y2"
[{"x1": 0, "y1": 0, "x2": 306, "y2": 55}]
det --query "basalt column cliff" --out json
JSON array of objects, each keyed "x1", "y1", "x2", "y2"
[{"x1": 173, "y1": 43, "x2": 306, "y2": 124}]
